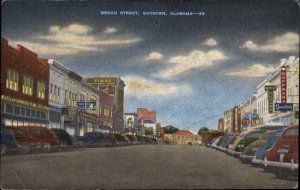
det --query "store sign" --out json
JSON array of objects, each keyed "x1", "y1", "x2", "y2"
[
  {"x1": 1, "y1": 95, "x2": 49, "y2": 110},
  {"x1": 85, "y1": 77, "x2": 117, "y2": 86},
  {"x1": 274, "y1": 103, "x2": 293, "y2": 112},
  {"x1": 77, "y1": 102, "x2": 96, "y2": 110},
  {"x1": 243, "y1": 113, "x2": 259, "y2": 120},
  {"x1": 265, "y1": 85, "x2": 276, "y2": 113},
  {"x1": 251, "y1": 118, "x2": 264, "y2": 126},
  {"x1": 281, "y1": 66, "x2": 287, "y2": 103},
  {"x1": 233, "y1": 106, "x2": 239, "y2": 131},
  {"x1": 242, "y1": 119, "x2": 250, "y2": 125},
  {"x1": 79, "y1": 111, "x2": 98, "y2": 120}
]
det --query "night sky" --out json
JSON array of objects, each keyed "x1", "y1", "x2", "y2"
[{"x1": 2, "y1": 0, "x2": 299, "y2": 133}]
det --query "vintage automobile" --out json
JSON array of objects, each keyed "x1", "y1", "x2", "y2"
[
  {"x1": 77, "y1": 132, "x2": 107, "y2": 147},
  {"x1": 218, "y1": 133, "x2": 236, "y2": 151},
  {"x1": 1, "y1": 126, "x2": 19, "y2": 156},
  {"x1": 240, "y1": 130, "x2": 274, "y2": 162},
  {"x1": 233, "y1": 130, "x2": 266, "y2": 156},
  {"x1": 4, "y1": 126, "x2": 37, "y2": 154},
  {"x1": 26, "y1": 126, "x2": 59, "y2": 152},
  {"x1": 262, "y1": 125, "x2": 298, "y2": 179},
  {"x1": 210, "y1": 136, "x2": 223, "y2": 148},
  {"x1": 227, "y1": 131, "x2": 251, "y2": 156},
  {"x1": 251, "y1": 127, "x2": 286, "y2": 164}
]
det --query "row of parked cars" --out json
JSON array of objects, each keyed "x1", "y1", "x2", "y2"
[
  {"x1": 206, "y1": 124, "x2": 298, "y2": 180},
  {"x1": 1, "y1": 125, "x2": 157, "y2": 156}
]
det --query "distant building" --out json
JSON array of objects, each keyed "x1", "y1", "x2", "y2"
[
  {"x1": 124, "y1": 112, "x2": 138, "y2": 135},
  {"x1": 1, "y1": 37, "x2": 49, "y2": 127},
  {"x1": 172, "y1": 130, "x2": 201, "y2": 144},
  {"x1": 85, "y1": 77, "x2": 125, "y2": 134},
  {"x1": 217, "y1": 118, "x2": 224, "y2": 131}
]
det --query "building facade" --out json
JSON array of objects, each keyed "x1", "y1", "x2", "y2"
[
  {"x1": 48, "y1": 59, "x2": 70, "y2": 130},
  {"x1": 99, "y1": 90, "x2": 113, "y2": 133},
  {"x1": 85, "y1": 77, "x2": 125, "y2": 134},
  {"x1": 124, "y1": 112, "x2": 138, "y2": 135},
  {"x1": 1, "y1": 38, "x2": 49, "y2": 127},
  {"x1": 223, "y1": 109, "x2": 232, "y2": 134},
  {"x1": 217, "y1": 118, "x2": 224, "y2": 132},
  {"x1": 137, "y1": 108, "x2": 157, "y2": 136},
  {"x1": 172, "y1": 130, "x2": 201, "y2": 144}
]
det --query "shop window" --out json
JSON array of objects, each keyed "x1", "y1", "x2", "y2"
[
  {"x1": 26, "y1": 108, "x2": 31, "y2": 117},
  {"x1": 5, "y1": 104, "x2": 13, "y2": 114},
  {"x1": 6, "y1": 68, "x2": 19, "y2": 91},
  {"x1": 40, "y1": 112, "x2": 46, "y2": 119},
  {"x1": 14, "y1": 106, "x2": 21, "y2": 115},
  {"x1": 37, "y1": 80, "x2": 45, "y2": 99},
  {"x1": 21, "y1": 107, "x2": 26, "y2": 116},
  {"x1": 5, "y1": 119, "x2": 12, "y2": 126},
  {"x1": 12, "y1": 120, "x2": 18, "y2": 126},
  {"x1": 31, "y1": 110, "x2": 36, "y2": 117},
  {"x1": 36, "y1": 111, "x2": 41, "y2": 118},
  {"x1": 17, "y1": 121, "x2": 24, "y2": 126},
  {"x1": 22, "y1": 74, "x2": 33, "y2": 95},
  {"x1": 24, "y1": 122, "x2": 29, "y2": 126}
]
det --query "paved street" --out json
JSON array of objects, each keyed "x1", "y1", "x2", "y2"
[{"x1": 1, "y1": 145, "x2": 298, "y2": 189}]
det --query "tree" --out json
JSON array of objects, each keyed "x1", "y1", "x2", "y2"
[
  {"x1": 198, "y1": 127, "x2": 209, "y2": 135},
  {"x1": 163, "y1": 125, "x2": 179, "y2": 134}
]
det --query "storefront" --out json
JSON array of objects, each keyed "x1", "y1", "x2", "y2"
[
  {"x1": 78, "y1": 111, "x2": 100, "y2": 136},
  {"x1": 1, "y1": 95, "x2": 49, "y2": 127}
]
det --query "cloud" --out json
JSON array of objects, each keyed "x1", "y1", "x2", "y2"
[
  {"x1": 153, "y1": 50, "x2": 227, "y2": 79},
  {"x1": 11, "y1": 41, "x2": 101, "y2": 55},
  {"x1": 145, "y1": 52, "x2": 163, "y2": 60},
  {"x1": 104, "y1": 27, "x2": 118, "y2": 34},
  {"x1": 203, "y1": 38, "x2": 218, "y2": 46},
  {"x1": 10, "y1": 23, "x2": 140, "y2": 55},
  {"x1": 123, "y1": 75, "x2": 191, "y2": 98},
  {"x1": 241, "y1": 32, "x2": 299, "y2": 53},
  {"x1": 226, "y1": 64, "x2": 274, "y2": 77}
]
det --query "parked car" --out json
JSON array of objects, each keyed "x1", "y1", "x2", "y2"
[
  {"x1": 252, "y1": 127, "x2": 286, "y2": 163},
  {"x1": 3, "y1": 126, "x2": 37, "y2": 154},
  {"x1": 262, "y1": 125, "x2": 298, "y2": 179},
  {"x1": 188, "y1": 142, "x2": 193, "y2": 145},
  {"x1": 25, "y1": 126, "x2": 59, "y2": 152},
  {"x1": 226, "y1": 133, "x2": 241, "y2": 149},
  {"x1": 77, "y1": 132, "x2": 107, "y2": 147},
  {"x1": 210, "y1": 136, "x2": 222, "y2": 148},
  {"x1": 233, "y1": 130, "x2": 266, "y2": 155},
  {"x1": 240, "y1": 130, "x2": 274, "y2": 162},
  {"x1": 51, "y1": 128, "x2": 73, "y2": 147},
  {"x1": 228, "y1": 131, "x2": 251, "y2": 155},
  {"x1": 1, "y1": 126, "x2": 19, "y2": 156},
  {"x1": 105, "y1": 133, "x2": 117, "y2": 146}
]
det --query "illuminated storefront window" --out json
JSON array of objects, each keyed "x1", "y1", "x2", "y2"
[{"x1": 6, "y1": 68, "x2": 19, "y2": 91}]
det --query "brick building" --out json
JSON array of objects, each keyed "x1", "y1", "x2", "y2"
[
  {"x1": 99, "y1": 90, "x2": 113, "y2": 133},
  {"x1": 1, "y1": 37, "x2": 49, "y2": 127}
]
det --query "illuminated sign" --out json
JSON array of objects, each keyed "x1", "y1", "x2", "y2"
[
  {"x1": 79, "y1": 111, "x2": 99, "y2": 120},
  {"x1": 281, "y1": 66, "x2": 287, "y2": 103},
  {"x1": 251, "y1": 118, "x2": 264, "y2": 126},
  {"x1": 98, "y1": 85, "x2": 115, "y2": 97},
  {"x1": 77, "y1": 102, "x2": 96, "y2": 110},
  {"x1": 265, "y1": 85, "x2": 276, "y2": 113},
  {"x1": 1, "y1": 95, "x2": 49, "y2": 110},
  {"x1": 85, "y1": 77, "x2": 117, "y2": 86},
  {"x1": 233, "y1": 106, "x2": 239, "y2": 131},
  {"x1": 274, "y1": 103, "x2": 293, "y2": 112}
]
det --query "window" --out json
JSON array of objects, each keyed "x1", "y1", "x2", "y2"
[
  {"x1": 14, "y1": 106, "x2": 21, "y2": 115},
  {"x1": 21, "y1": 108, "x2": 26, "y2": 116},
  {"x1": 50, "y1": 84, "x2": 53, "y2": 100},
  {"x1": 23, "y1": 74, "x2": 33, "y2": 95},
  {"x1": 40, "y1": 112, "x2": 46, "y2": 119},
  {"x1": 6, "y1": 68, "x2": 18, "y2": 91},
  {"x1": 37, "y1": 80, "x2": 45, "y2": 99},
  {"x1": 5, "y1": 104, "x2": 13, "y2": 113},
  {"x1": 57, "y1": 87, "x2": 60, "y2": 101}
]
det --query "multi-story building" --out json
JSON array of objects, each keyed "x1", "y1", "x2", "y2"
[
  {"x1": 99, "y1": 90, "x2": 113, "y2": 133},
  {"x1": 124, "y1": 112, "x2": 138, "y2": 135},
  {"x1": 223, "y1": 109, "x2": 232, "y2": 134},
  {"x1": 48, "y1": 59, "x2": 70, "y2": 129},
  {"x1": 271, "y1": 56, "x2": 299, "y2": 124},
  {"x1": 137, "y1": 108, "x2": 157, "y2": 136},
  {"x1": 78, "y1": 80, "x2": 100, "y2": 136},
  {"x1": 1, "y1": 38, "x2": 49, "y2": 127},
  {"x1": 85, "y1": 77, "x2": 125, "y2": 134},
  {"x1": 239, "y1": 94, "x2": 261, "y2": 131},
  {"x1": 217, "y1": 118, "x2": 224, "y2": 132}
]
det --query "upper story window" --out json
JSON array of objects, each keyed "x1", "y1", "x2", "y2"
[
  {"x1": 22, "y1": 74, "x2": 33, "y2": 95},
  {"x1": 37, "y1": 80, "x2": 45, "y2": 99},
  {"x1": 6, "y1": 68, "x2": 18, "y2": 91}
]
